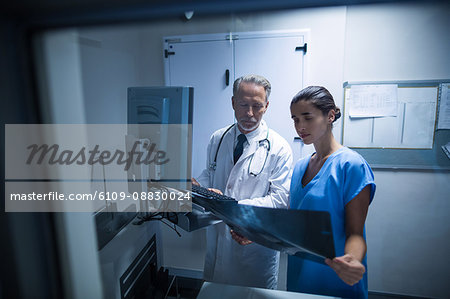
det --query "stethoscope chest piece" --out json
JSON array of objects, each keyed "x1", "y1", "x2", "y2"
[{"x1": 248, "y1": 139, "x2": 270, "y2": 176}]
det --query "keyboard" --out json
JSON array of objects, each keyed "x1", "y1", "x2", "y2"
[{"x1": 192, "y1": 185, "x2": 236, "y2": 201}]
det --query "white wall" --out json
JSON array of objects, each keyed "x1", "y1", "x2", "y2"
[
  {"x1": 74, "y1": 2, "x2": 450, "y2": 297},
  {"x1": 365, "y1": 170, "x2": 450, "y2": 297},
  {"x1": 344, "y1": 2, "x2": 450, "y2": 81},
  {"x1": 345, "y1": 3, "x2": 450, "y2": 298}
]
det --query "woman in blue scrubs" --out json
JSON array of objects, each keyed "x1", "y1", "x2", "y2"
[{"x1": 287, "y1": 86, "x2": 376, "y2": 299}]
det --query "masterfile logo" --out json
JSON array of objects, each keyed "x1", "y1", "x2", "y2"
[
  {"x1": 5, "y1": 124, "x2": 192, "y2": 212},
  {"x1": 25, "y1": 140, "x2": 170, "y2": 171}
]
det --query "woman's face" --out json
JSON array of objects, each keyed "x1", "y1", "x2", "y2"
[{"x1": 290, "y1": 100, "x2": 334, "y2": 145}]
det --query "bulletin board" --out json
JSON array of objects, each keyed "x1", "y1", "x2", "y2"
[{"x1": 342, "y1": 80, "x2": 450, "y2": 170}]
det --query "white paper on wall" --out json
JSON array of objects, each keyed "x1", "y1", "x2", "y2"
[
  {"x1": 348, "y1": 84, "x2": 398, "y2": 118},
  {"x1": 343, "y1": 85, "x2": 437, "y2": 149},
  {"x1": 437, "y1": 84, "x2": 450, "y2": 130}
]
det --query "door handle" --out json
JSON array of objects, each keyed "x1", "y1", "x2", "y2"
[
  {"x1": 295, "y1": 43, "x2": 307, "y2": 54},
  {"x1": 225, "y1": 69, "x2": 230, "y2": 86}
]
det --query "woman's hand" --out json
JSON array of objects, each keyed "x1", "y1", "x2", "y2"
[
  {"x1": 230, "y1": 230, "x2": 253, "y2": 245},
  {"x1": 325, "y1": 254, "x2": 366, "y2": 286}
]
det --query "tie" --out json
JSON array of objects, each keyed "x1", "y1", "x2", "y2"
[{"x1": 234, "y1": 134, "x2": 247, "y2": 164}]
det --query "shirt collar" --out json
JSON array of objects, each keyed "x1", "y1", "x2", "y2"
[{"x1": 234, "y1": 119, "x2": 267, "y2": 143}]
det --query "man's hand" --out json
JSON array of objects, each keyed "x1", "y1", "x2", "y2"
[
  {"x1": 230, "y1": 230, "x2": 253, "y2": 245},
  {"x1": 325, "y1": 254, "x2": 366, "y2": 286},
  {"x1": 208, "y1": 188, "x2": 223, "y2": 195},
  {"x1": 192, "y1": 178, "x2": 200, "y2": 186}
]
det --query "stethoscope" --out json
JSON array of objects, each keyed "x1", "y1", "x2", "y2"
[{"x1": 209, "y1": 123, "x2": 271, "y2": 176}]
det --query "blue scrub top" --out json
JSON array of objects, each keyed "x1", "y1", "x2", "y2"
[{"x1": 287, "y1": 147, "x2": 375, "y2": 299}]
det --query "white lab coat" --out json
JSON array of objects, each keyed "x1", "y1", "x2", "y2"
[{"x1": 196, "y1": 120, "x2": 293, "y2": 289}]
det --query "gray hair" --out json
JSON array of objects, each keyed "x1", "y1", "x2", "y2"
[{"x1": 233, "y1": 74, "x2": 271, "y2": 102}]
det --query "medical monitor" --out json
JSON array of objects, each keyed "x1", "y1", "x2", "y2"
[
  {"x1": 128, "y1": 86, "x2": 193, "y2": 125},
  {"x1": 127, "y1": 86, "x2": 193, "y2": 196}
]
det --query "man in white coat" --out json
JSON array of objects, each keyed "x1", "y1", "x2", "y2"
[{"x1": 194, "y1": 74, "x2": 293, "y2": 289}]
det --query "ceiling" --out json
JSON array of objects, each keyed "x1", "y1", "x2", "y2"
[{"x1": 1, "y1": 0, "x2": 423, "y2": 29}]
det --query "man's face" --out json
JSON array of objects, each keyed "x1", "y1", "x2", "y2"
[{"x1": 232, "y1": 82, "x2": 269, "y2": 134}]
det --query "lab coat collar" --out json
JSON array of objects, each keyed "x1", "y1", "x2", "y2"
[{"x1": 234, "y1": 120, "x2": 268, "y2": 143}]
